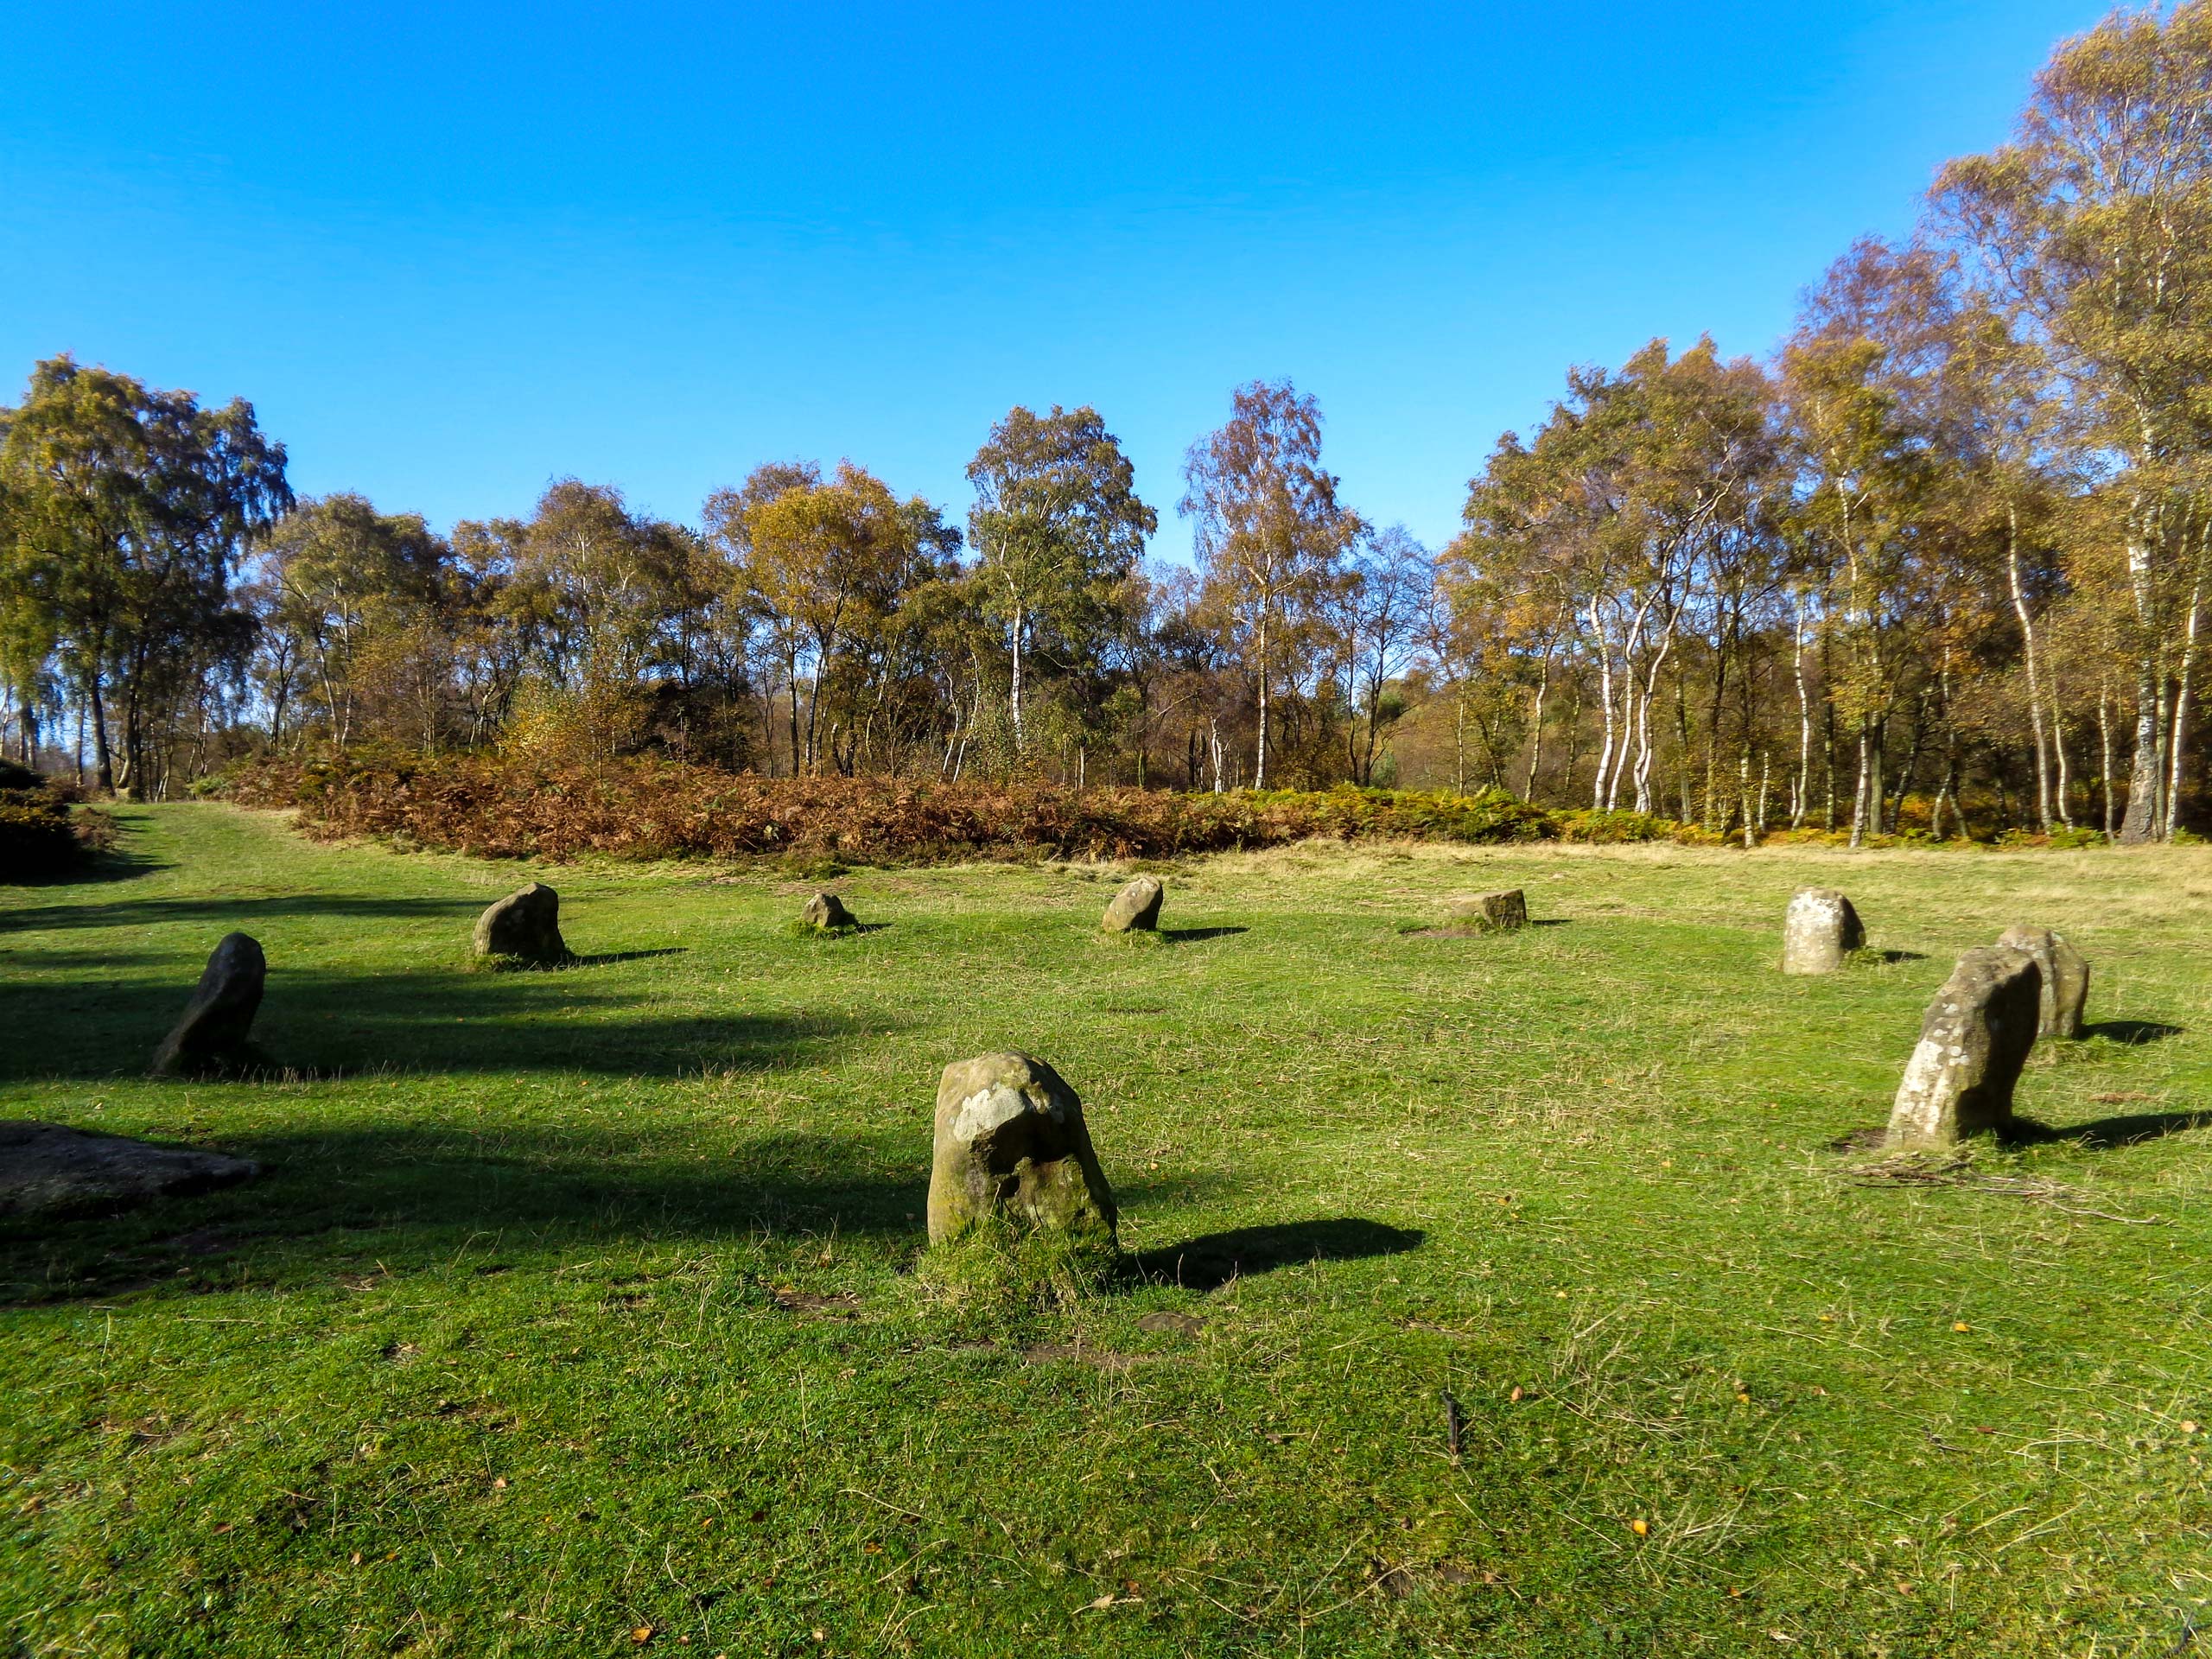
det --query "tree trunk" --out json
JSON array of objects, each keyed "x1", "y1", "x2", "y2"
[
  {"x1": 2120, "y1": 512, "x2": 2162, "y2": 842},
  {"x1": 2005, "y1": 512, "x2": 2054, "y2": 830},
  {"x1": 2166, "y1": 572, "x2": 2202, "y2": 841}
]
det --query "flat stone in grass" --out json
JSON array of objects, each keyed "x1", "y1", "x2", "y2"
[
  {"x1": 1995, "y1": 925, "x2": 2088, "y2": 1039},
  {"x1": 473, "y1": 882, "x2": 567, "y2": 963},
  {"x1": 928, "y1": 1052, "x2": 1118, "y2": 1249},
  {"x1": 150, "y1": 931, "x2": 266, "y2": 1078},
  {"x1": 1885, "y1": 945, "x2": 2042, "y2": 1148},
  {"x1": 1102, "y1": 875, "x2": 1164, "y2": 932},
  {"x1": 1450, "y1": 890, "x2": 1528, "y2": 931},
  {"x1": 0, "y1": 1121, "x2": 258, "y2": 1217},
  {"x1": 803, "y1": 892, "x2": 855, "y2": 931},
  {"x1": 1782, "y1": 887, "x2": 1864, "y2": 975}
]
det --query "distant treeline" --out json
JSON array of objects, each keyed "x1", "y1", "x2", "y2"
[{"x1": 6, "y1": 7, "x2": 2212, "y2": 844}]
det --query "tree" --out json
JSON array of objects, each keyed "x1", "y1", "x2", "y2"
[
  {"x1": 257, "y1": 494, "x2": 451, "y2": 749},
  {"x1": 0, "y1": 356, "x2": 289, "y2": 794},
  {"x1": 965, "y1": 404, "x2": 1156, "y2": 757},
  {"x1": 1180, "y1": 380, "x2": 1360, "y2": 789},
  {"x1": 728, "y1": 461, "x2": 958, "y2": 775},
  {"x1": 1935, "y1": 2, "x2": 2212, "y2": 839},
  {"x1": 1336, "y1": 525, "x2": 1432, "y2": 785}
]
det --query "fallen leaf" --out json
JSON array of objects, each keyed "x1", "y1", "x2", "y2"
[
  {"x1": 2183, "y1": 1421, "x2": 2200, "y2": 1434},
  {"x1": 1630, "y1": 1518, "x2": 1649, "y2": 1537},
  {"x1": 1952, "y1": 1322, "x2": 1970, "y2": 1332},
  {"x1": 631, "y1": 1627, "x2": 653, "y2": 1646}
]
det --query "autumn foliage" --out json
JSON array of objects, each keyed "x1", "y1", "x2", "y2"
[{"x1": 216, "y1": 753, "x2": 1653, "y2": 863}]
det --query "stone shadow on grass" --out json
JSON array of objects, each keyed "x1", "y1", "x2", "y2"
[
  {"x1": 1125, "y1": 1218, "x2": 1424, "y2": 1292},
  {"x1": 2007, "y1": 1109, "x2": 2212, "y2": 1149},
  {"x1": 2082, "y1": 1019, "x2": 2184, "y2": 1046},
  {"x1": 1, "y1": 963, "x2": 891, "y2": 1082},
  {"x1": 0, "y1": 1126, "x2": 935, "y2": 1306},
  {"x1": 0, "y1": 892, "x2": 479, "y2": 936},
  {"x1": 1161, "y1": 926, "x2": 1249, "y2": 944}
]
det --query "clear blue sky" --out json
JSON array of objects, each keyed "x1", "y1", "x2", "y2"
[{"x1": 0, "y1": 1, "x2": 2107, "y2": 564}]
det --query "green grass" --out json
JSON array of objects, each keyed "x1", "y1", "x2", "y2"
[{"x1": 3, "y1": 805, "x2": 2210, "y2": 1656}]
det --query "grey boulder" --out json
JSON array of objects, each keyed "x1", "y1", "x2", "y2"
[
  {"x1": 927, "y1": 1052, "x2": 1118, "y2": 1249},
  {"x1": 1885, "y1": 946, "x2": 2042, "y2": 1148},
  {"x1": 1102, "y1": 875, "x2": 1164, "y2": 933},
  {"x1": 1995, "y1": 925, "x2": 2088, "y2": 1039},
  {"x1": 0, "y1": 1121, "x2": 258, "y2": 1217},
  {"x1": 474, "y1": 883, "x2": 568, "y2": 962},
  {"x1": 151, "y1": 932, "x2": 266, "y2": 1078},
  {"x1": 803, "y1": 892, "x2": 855, "y2": 931},
  {"x1": 1451, "y1": 890, "x2": 1528, "y2": 931},
  {"x1": 1782, "y1": 888, "x2": 1864, "y2": 975}
]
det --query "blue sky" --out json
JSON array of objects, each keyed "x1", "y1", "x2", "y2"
[{"x1": 0, "y1": 1, "x2": 2107, "y2": 563}]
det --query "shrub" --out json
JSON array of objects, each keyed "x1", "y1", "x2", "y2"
[
  {"x1": 220, "y1": 755, "x2": 1587, "y2": 863},
  {"x1": 0, "y1": 798, "x2": 83, "y2": 880}
]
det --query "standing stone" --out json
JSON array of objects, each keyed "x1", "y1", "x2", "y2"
[
  {"x1": 151, "y1": 932, "x2": 266, "y2": 1078},
  {"x1": 1995, "y1": 925, "x2": 2089, "y2": 1040},
  {"x1": 1102, "y1": 875, "x2": 1164, "y2": 933},
  {"x1": 473, "y1": 883, "x2": 567, "y2": 962},
  {"x1": 803, "y1": 892, "x2": 855, "y2": 931},
  {"x1": 1450, "y1": 890, "x2": 1528, "y2": 931},
  {"x1": 928, "y1": 1052, "x2": 1118, "y2": 1249},
  {"x1": 1885, "y1": 946, "x2": 2043, "y2": 1148},
  {"x1": 1781, "y1": 888, "x2": 1865, "y2": 975}
]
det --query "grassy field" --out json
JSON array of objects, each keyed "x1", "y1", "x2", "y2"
[{"x1": 3, "y1": 805, "x2": 2209, "y2": 1656}]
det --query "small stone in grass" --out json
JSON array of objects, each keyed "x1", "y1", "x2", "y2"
[
  {"x1": 1781, "y1": 887, "x2": 1863, "y2": 975},
  {"x1": 802, "y1": 891, "x2": 855, "y2": 931},
  {"x1": 474, "y1": 883, "x2": 568, "y2": 963},
  {"x1": 1449, "y1": 890, "x2": 1528, "y2": 931},
  {"x1": 1102, "y1": 875, "x2": 1164, "y2": 932}
]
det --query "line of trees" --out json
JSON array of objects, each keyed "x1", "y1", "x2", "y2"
[{"x1": 4, "y1": 4, "x2": 2211, "y2": 841}]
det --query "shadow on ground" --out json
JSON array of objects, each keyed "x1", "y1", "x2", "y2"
[
  {"x1": 0, "y1": 893, "x2": 478, "y2": 936},
  {"x1": 0, "y1": 1127, "x2": 922, "y2": 1304},
  {"x1": 1, "y1": 843, "x2": 171, "y2": 893},
  {"x1": 0, "y1": 963, "x2": 893, "y2": 1081},
  {"x1": 2083, "y1": 1020, "x2": 2184, "y2": 1046},
  {"x1": 1128, "y1": 1218, "x2": 1424, "y2": 1292},
  {"x1": 0, "y1": 1125, "x2": 1233, "y2": 1306},
  {"x1": 1162, "y1": 926, "x2": 1249, "y2": 944},
  {"x1": 2011, "y1": 1109, "x2": 2212, "y2": 1148}
]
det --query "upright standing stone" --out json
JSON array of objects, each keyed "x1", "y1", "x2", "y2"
[
  {"x1": 1102, "y1": 875, "x2": 1164, "y2": 933},
  {"x1": 928, "y1": 1052, "x2": 1118, "y2": 1249},
  {"x1": 802, "y1": 892, "x2": 855, "y2": 931},
  {"x1": 473, "y1": 882, "x2": 567, "y2": 963},
  {"x1": 151, "y1": 932, "x2": 266, "y2": 1078},
  {"x1": 1450, "y1": 890, "x2": 1528, "y2": 931},
  {"x1": 1885, "y1": 946, "x2": 2042, "y2": 1148},
  {"x1": 1995, "y1": 925, "x2": 2089, "y2": 1040},
  {"x1": 1782, "y1": 888, "x2": 1865, "y2": 975}
]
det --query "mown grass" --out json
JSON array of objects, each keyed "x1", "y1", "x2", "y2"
[{"x1": 3, "y1": 805, "x2": 2209, "y2": 1656}]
